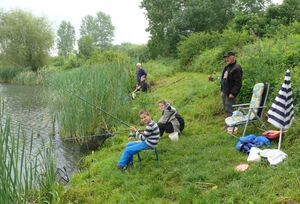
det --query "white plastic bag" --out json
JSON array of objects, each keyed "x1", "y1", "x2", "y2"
[
  {"x1": 168, "y1": 132, "x2": 179, "y2": 142},
  {"x1": 247, "y1": 147, "x2": 261, "y2": 162},
  {"x1": 259, "y1": 149, "x2": 288, "y2": 165}
]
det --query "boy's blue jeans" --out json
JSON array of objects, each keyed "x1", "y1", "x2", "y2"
[{"x1": 118, "y1": 141, "x2": 150, "y2": 167}]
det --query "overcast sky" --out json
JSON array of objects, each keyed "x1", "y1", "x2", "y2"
[{"x1": 0, "y1": 0, "x2": 283, "y2": 45}]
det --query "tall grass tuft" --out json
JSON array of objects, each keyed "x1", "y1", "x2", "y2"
[
  {"x1": 47, "y1": 63, "x2": 132, "y2": 139},
  {"x1": 0, "y1": 112, "x2": 58, "y2": 203}
]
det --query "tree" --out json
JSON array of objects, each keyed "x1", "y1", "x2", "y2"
[
  {"x1": 80, "y1": 11, "x2": 115, "y2": 49},
  {"x1": 141, "y1": 0, "x2": 236, "y2": 58},
  {"x1": 0, "y1": 9, "x2": 54, "y2": 71},
  {"x1": 230, "y1": 0, "x2": 300, "y2": 37},
  {"x1": 141, "y1": 0, "x2": 182, "y2": 58},
  {"x1": 78, "y1": 35, "x2": 95, "y2": 58},
  {"x1": 234, "y1": 0, "x2": 271, "y2": 14},
  {"x1": 57, "y1": 20, "x2": 75, "y2": 57},
  {"x1": 266, "y1": 0, "x2": 300, "y2": 25}
]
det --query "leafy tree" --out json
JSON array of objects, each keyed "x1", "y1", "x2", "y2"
[
  {"x1": 177, "y1": 32, "x2": 221, "y2": 66},
  {"x1": 78, "y1": 35, "x2": 95, "y2": 58},
  {"x1": 0, "y1": 10, "x2": 54, "y2": 71},
  {"x1": 141, "y1": 0, "x2": 236, "y2": 58},
  {"x1": 80, "y1": 11, "x2": 115, "y2": 49},
  {"x1": 234, "y1": 0, "x2": 271, "y2": 13},
  {"x1": 230, "y1": 0, "x2": 300, "y2": 37},
  {"x1": 266, "y1": 0, "x2": 300, "y2": 25},
  {"x1": 57, "y1": 20, "x2": 75, "y2": 57},
  {"x1": 141, "y1": 0, "x2": 184, "y2": 58},
  {"x1": 230, "y1": 13, "x2": 268, "y2": 37},
  {"x1": 113, "y1": 43, "x2": 150, "y2": 62}
]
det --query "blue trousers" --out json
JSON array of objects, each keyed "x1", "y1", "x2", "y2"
[{"x1": 118, "y1": 141, "x2": 150, "y2": 167}]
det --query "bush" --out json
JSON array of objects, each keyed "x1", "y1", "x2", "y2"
[
  {"x1": 177, "y1": 32, "x2": 221, "y2": 68},
  {"x1": 177, "y1": 29, "x2": 253, "y2": 72},
  {"x1": 113, "y1": 43, "x2": 151, "y2": 63},
  {"x1": 51, "y1": 56, "x2": 65, "y2": 67},
  {"x1": 238, "y1": 34, "x2": 300, "y2": 105},
  {"x1": 0, "y1": 67, "x2": 24, "y2": 82},
  {"x1": 86, "y1": 50, "x2": 131, "y2": 65},
  {"x1": 13, "y1": 70, "x2": 43, "y2": 85},
  {"x1": 264, "y1": 21, "x2": 300, "y2": 38},
  {"x1": 63, "y1": 55, "x2": 83, "y2": 70},
  {"x1": 219, "y1": 29, "x2": 254, "y2": 53},
  {"x1": 190, "y1": 47, "x2": 224, "y2": 73},
  {"x1": 143, "y1": 58, "x2": 178, "y2": 85}
]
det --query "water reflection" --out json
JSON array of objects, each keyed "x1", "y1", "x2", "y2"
[{"x1": 0, "y1": 83, "x2": 84, "y2": 175}]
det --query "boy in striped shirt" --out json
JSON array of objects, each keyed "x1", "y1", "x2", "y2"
[{"x1": 117, "y1": 110, "x2": 160, "y2": 169}]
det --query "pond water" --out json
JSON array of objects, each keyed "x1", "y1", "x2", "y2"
[{"x1": 0, "y1": 83, "x2": 84, "y2": 176}]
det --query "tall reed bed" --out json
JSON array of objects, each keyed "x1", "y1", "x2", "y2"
[
  {"x1": 47, "y1": 63, "x2": 132, "y2": 139},
  {"x1": 0, "y1": 67, "x2": 24, "y2": 83},
  {"x1": 0, "y1": 105, "x2": 58, "y2": 203}
]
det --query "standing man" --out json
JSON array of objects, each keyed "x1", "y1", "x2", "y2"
[{"x1": 221, "y1": 51, "x2": 243, "y2": 117}]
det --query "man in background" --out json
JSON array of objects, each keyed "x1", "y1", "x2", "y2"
[
  {"x1": 220, "y1": 51, "x2": 243, "y2": 117},
  {"x1": 132, "y1": 63, "x2": 149, "y2": 98}
]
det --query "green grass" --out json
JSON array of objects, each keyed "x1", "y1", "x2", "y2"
[{"x1": 61, "y1": 63, "x2": 300, "y2": 203}]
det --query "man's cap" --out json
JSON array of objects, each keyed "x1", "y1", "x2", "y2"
[
  {"x1": 223, "y1": 51, "x2": 235, "y2": 58},
  {"x1": 136, "y1": 62, "x2": 141, "y2": 66}
]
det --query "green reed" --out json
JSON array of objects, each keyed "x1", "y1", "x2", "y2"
[
  {"x1": 47, "y1": 63, "x2": 132, "y2": 139},
  {"x1": 0, "y1": 111, "x2": 58, "y2": 203}
]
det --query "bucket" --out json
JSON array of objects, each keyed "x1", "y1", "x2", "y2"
[{"x1": 169, "y1": 132, "x2": 179, "y2": 142}]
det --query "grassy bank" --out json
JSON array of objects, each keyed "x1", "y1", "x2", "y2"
[{"x1": 61, "y1": 63, "x2": 300, "y2": 203}]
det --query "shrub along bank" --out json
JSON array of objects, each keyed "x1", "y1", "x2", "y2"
[{"x1": 179, "y1": 32, "x2": 300, "y2": 111}]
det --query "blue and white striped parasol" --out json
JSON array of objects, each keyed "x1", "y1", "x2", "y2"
[{"x1": 267, "y1": 69, "x2": 294, "y2": 149}]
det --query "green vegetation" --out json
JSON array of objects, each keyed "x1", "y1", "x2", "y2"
[
  {"x1": 0, "y1": 9, "x2": 54, "y2": 71},
  {"x1": 47, "y1": 63, "x2": 132, "y2": 139},
  {"x1": 61, "y1": 64, "x2": 300, "y2": 203},
  {"x1": 57, "y1": 21, "x2": 76, "y2": 58},
  {"x1": 0, "y1": 0, "x2": 299, "y2": 203},
  {"x1": 0, "y1": 67, "x2": 24, "y2": 83},
  {"x1": 79, "y1": 11, "x2": 115, "y2": 50},
  {"x1": 0, "y1": 106, "x2": 60, "y2": 203}
]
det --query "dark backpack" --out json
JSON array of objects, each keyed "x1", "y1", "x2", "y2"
[{"x1": 175, "y1": 113, "x2": 185, "y2": 131}]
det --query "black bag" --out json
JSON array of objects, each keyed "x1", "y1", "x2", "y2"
[{"x1": 175, "y1": 113, "x2": 185, "y2": 131}]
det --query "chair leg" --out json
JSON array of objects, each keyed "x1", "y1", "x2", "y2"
[
  {"x1": 242, "y1": 110, "x2": 252, "y2": 136},
  {"x1": 252, "y1": 112, "x2": 268, "y2": 131},
  {"x1": 136, "y1": 149, "x2": 160, "y2": 168},
  {"x1": 154, "y1": 148, "x2": 160, "y2": 167}
]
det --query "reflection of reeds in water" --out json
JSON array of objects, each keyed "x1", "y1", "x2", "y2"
[
  {"x1": 0, "y1": 108, "x2": 58, "y2": 203},
  {"x1": 48, "y1": 64, "x2": 132, "y2": 140}
]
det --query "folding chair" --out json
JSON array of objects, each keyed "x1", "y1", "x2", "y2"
[
  {"x1": 225, "y1": 83, "x2": 269, "y2": 136},
  {"x1": 136, "y1": 148, "x2": 160, "y2": 168}
]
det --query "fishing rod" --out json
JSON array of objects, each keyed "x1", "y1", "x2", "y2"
[{"x1": 45, "y1": 78, "x2": 132, "y2": 128}]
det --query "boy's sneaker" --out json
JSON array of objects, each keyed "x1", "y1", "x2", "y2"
[
  {"x1": 116, "y1": 165, "x2": 126, "y2": 172},
  {"x1": 131, "y1": 92, "x2": 136, "y2": 99},
  {"x1": 127, "y1": 162, "x2": 134, "y2": 170}
]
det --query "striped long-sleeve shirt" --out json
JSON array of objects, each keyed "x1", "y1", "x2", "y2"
[{"x1": 135, "y1": 120, "x2": 160, "y2": 148}]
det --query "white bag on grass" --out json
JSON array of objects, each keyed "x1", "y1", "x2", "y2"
[
  {"x1": 247, "y1": 147, "x2": 261, "y2": 162},
  {"x1": 259, "y1": 149, "x2": 287, "y2": 165},
  {"x1": 169, "y1": 132, "x2": 179, "y2": 142}
]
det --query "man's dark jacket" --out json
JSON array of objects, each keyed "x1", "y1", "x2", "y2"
[{"x1": 221, "y1": 61, "x2": 243, "y2": 97}]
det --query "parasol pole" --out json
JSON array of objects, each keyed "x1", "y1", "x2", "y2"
[{"x1": 278, "y1": 127, "x2": 283, "y2": 150}]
